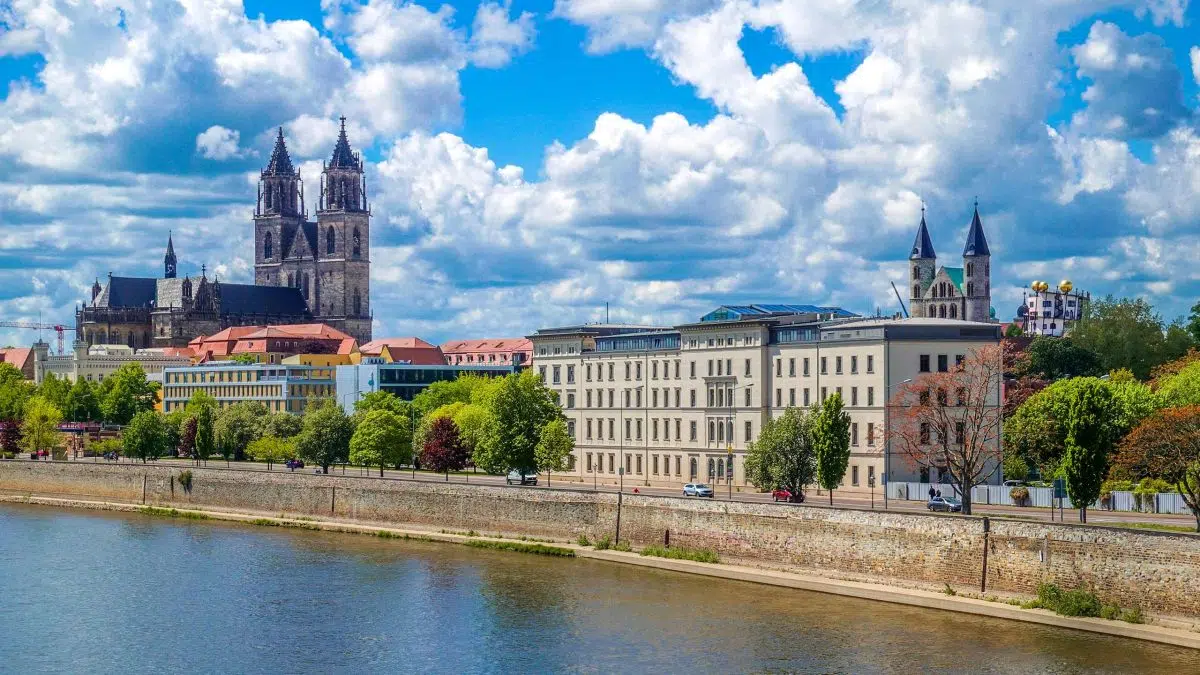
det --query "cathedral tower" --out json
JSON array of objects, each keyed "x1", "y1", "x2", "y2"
[
  {"x1": 908, "y1": 208, "x2": 936, "y2": 318},
  {"x1": 962, "y1": 202, "x2": 992, "y2": 323},
  {"x1": 254, "y1": 128, "x2": 307, "y2": 292},
  {"x1": 164, "y1": 233, "x2": 177, "y2": 279},
  {"x1": 315, "y1": 117, "x2": 371, "y2": 343}
]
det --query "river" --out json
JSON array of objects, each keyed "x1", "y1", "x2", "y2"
[{"x1": 1, "y1": 503, "x2": 1197, "y2": 674}]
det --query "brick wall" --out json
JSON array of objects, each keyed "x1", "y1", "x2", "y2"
[{"x1": 2, "y1": 461, "x2": 1197, "y2": 617}]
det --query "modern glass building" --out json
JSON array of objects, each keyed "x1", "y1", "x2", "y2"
[
  {"x1": 335, "y1": 360, "x2": 517, "y2": 413},
  {"x1": 162, "y1": 361, "x2": 335, "y2": 414}
]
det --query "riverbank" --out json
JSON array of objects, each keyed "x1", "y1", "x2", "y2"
[{"x1": 3, "y1": 491, "x2": 1199, "y2": 650}]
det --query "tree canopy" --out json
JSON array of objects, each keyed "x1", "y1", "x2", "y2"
[
  {"x1": 123, "y1": 410, "x2": 166, "y2": 463},
  {"x1": 472, "y1": 370, "x2": 560, "y2": 473},
  {"x1": 812, "y1": 393, "x2": 851, "y2": 504},
  {"x1": 63, "y1": 377, "x2": 101, "y2": 422},
  {"x1": 1071, "y1": 297, "x2": 1195, "y2": 380},
  {"x1": 99, "y1": 363, "x2": 158, "y2": 425},
  {"x1": 20, "y1": 395, "x2": 62, "y2": 454},
  {"x1": 745, "y1": 406, "x2": 817, "y2": 497},
  {"x1": 0, "y1": 363, "x2": 33, "y2": 422},
  {"x1": 247, "y1": 435, "x2": 293, "y2": 470},
  {"x1": 350, "y1": 408, "x2": 411, "y2": 476},
  {"x1": 1062, "y1": 379, "x2": 1116, "y2": 522},
  {"x1": 214, "y1": 401, "x2": 269, "y2": 461},
  {"x1": 1116, "y1": 406, "x2": 1200, "y2": 531},
  {"x1": 1016, "y1": 337, "x2": 1102, "y2": 380},
  {"x1": 535, "y1": 418, "x2": 574, "y2": 476},
  {"x1": 421, "y1": 415, "x2": 469, "y2": 474},
  {"x1": 295, "y1": 399, "x2": 352, "y2": 472}
]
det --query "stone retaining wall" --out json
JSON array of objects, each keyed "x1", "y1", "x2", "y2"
[{"x1": 2, "y1": 460, "x2": 1197, "y2": 618}]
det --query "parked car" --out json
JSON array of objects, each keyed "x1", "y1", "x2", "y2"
[
  {"x1": 927, "y1": 496, "x2": 962, "y2": 512},
  {"x1": 506, "y1": 469, "x2": 538, "y2": 485},
  {"x1": 1003, "y1": 480, "x2": 1024, "y2": 488},
  {"x1": 772, "y1": 488, "x2": 805, "y2": 503},
  {"x1": 285, "y1": 459, "x2": 305, "y2": 471},
  {"x1": 683, "y1": 483, "x2": 714, "y2": 498}
]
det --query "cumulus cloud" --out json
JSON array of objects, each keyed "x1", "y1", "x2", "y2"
[
  {"x1": 195, "y1": 126, "x2": 245, "y2": 160},
  {"x1": 469, "y1": 2, "x2": 537, "y2": 68}
]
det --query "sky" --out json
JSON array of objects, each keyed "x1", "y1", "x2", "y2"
[{"x1": 1, "y1": 0, "x2": 1199, "y2": 347}]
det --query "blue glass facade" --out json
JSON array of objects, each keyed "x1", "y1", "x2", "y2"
[{"x1": 336, "y1": 363, "x2": 516, "y2": 412}]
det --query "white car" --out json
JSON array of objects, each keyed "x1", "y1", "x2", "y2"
[{"x1": 506, "y1": 469, "x2": 538, "y2": 485}]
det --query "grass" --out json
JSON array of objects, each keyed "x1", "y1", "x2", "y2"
[
  {"x1": 140, "y1": 506, "x2": 208, "y2": 520},
  {"x1": 576, "y1": 534, "x2": 591, "y2": 547},
  {"x1": 1100, "y1": 521, "x2": 1197, "y2": 534},
  {"x1": 594, "y1": 535, "x2": 612, "y2": 550},
  {"x1": 464, "y1": 539, "x2": 575, "y2": 557},
  {"x1": 943, "y1": 583, "x2": 957, "y2": 596},
  {"x1": 640, "y1": 544, "x2": 720, "y2": 564}
]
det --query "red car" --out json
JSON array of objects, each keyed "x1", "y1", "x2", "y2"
[{"x1": 772, "y1": 489, "x2": 805, "y2": 503}]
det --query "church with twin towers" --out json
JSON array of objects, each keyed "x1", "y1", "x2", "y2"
[
  {"x1": 907, "y1": 203, "x2": 994, "y2": 323},
  {"x1": 253, "y1": 118, "x2": 373, "y2": 343}
]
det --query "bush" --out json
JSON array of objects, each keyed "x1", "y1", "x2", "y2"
[
  {"x1": 611, "y1": 541, "x2": 632, "y2": 552},
  {"x1": 1009, "y1": 487, "x2": 1030, "y2": 506},
  {"x1": 1133, "y1": 478, "x2": 1173, "y2": 511},
  {"x1": 1035, "y1": 583, "x2": 1102, "y2": 617},
  {"x1": 640, "y1": 544, "x2": 720, "y2": 564},
  {"x1": 594, "y1": 535, "x2": 611, "y2": 550},
  {"x1": 178, "y1": 470, "x2": 193, "y2": 492},
  {"x1": 576, "y1": 534, "x2": 591, "y2": 547},
  {"x1": 1121, "y1": 607, "x2": 1145, "y2": 624}
]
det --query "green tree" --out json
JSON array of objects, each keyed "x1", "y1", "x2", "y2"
[
  {"x1": 1004, "y1": 324, "x2": 1025, "y2": 338},
  {"x1": 247, "y1": 435, "x2": 292, "y2": 470},
  {"x1": 265, "y1": 411, "x2": 303, "y2": 439},
  {"x1": 411, "y1": 374, "x2": 497, "y2": 420},
  {"x1": 230, "y1": 354, "x2": 259, "y2": 364},
  {"x1": 812, "y1": 394, "x2": 852, "y2": 504},
  {"x1": 349, "y1": 408, "x2": 411, "y2": 476},
  {"x1": 20, "y1": 395, "x2": 63, "y2": 455},
  {"x1": 99, "y1": 363, "x2": 159, "y2": 425},
  {"x1": 1062, "y1": 380, "x2": 1115, "y2": 523},
  {"x1": 37, "y1": 373, "x2": 70, "y2": 410},
  {"x1": 1018, "y1": 337, "x2": 1102, "y2": 380},
  {"x1": 295, "y1": 399, "x2": 352, "y2": 473},
  {"x1": 353, "y1": 390, "x2": 409, "y2": 418},
  {"x1": 214, "y1": 401, "x2": 268, "y2": 462},
  {"x1": 1165, "y1": 321, "x2": 1196, "y2": 363},
  {"x1": 1117, "y1": 406, "x2": 1200, "y2": 531},
  {"x1": 1002, "y1": 449, "x2": 1030, "y2": 482},
  {"x1": 1189, "y1": 301, "x2": 1200, "y2": 344},
  {"x1": 1156, "y1": 360, "x2": 1200, "y2": 407},
  {"x1": 63, "y1": 377, "x2": 101, "y2": 422},
  {"x1": 123, "y1": 410, "x2": 166, "y2": 463},
  {"x1": 745, "y1": 407, "x2": 817, "y2": 499},
  {"x1": 535, "y1": 418, "x2": 574, "y2": 484},
  {"x1": 195, "y1": 403, "x2": 215, "y2": 466},
  {"x1": 472, "y1": 371, "x2": 560, "y2": 473},
  {"x1": 1071, "y1": 297, "x2": 1178, "y2": 380},
  {"x1": 0, "y1": 363, "x2": 33, "y2": 422},
  {"x1": 452, "y1": 403, "x2": 493, "y2": 466}
]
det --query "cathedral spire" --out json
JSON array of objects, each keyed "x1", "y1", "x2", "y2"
[
  {"x1": 328, "y1": 116, "x2": 361, "y2": 171},
  {"x1": 910, "y1": 208, "x2": 936, "y2": 260},
  {"x1": 164, "y1": 231, "x2": 177, "y2": 279},
  {"x1": 963, "y1": 202, "x2": 990, "y2": 257},
  {"x1": 264, "y1": 127, "x2": 296, "y2": 176}
]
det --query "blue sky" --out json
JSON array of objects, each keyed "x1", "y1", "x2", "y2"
[{"x1": 1, "y1": 0, "x2": 1199, "y2": 345}]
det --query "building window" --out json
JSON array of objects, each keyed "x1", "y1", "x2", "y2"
[
  {"x1": 636, "y1": 419, "x2": 642, "y2": 440},
  {"x1": 850, "y1": 356, "x2": 858, "y2": 374},
  {"x1": 567, "y1": 421, "x2": 575, "y2": 438},
  {"x1": 744, "y1": 388, "x2": 751, "y2": 407},
  {"x1": 652, "y1": 361, "x2": 658, "y2": 379},
  {"x1": 652, "y1": 419, "x2": 659, "y2": 440},
  {"x1": 608, "y1": 363, "x2": 614, "y2": 380},
  {"x1": 937, "y1": 355, "x2": 948, "y2": 372},
  {"x1": 955, "y1": 354, "x2": 965, "y2": 369},
  {"x1": 866, "y1": 355, "x2": 874, "y2": 373},
  {"x1": 867, "y1": 422, "x2": 875, "y2": 446},
  {"x1": 803, "y1": 358, "x2": 810, "y2": 376},
  {"x1": 717, "y1": 360, "x2": 723, "y2": 376},
  {"x1": 920, "y1": 422, "x2": 930, "y2": 444},
  {"x1": 788, "y1": 358, "x2": 795, "y2": 377},
  {"x1": 263, "y1": 231, "x2": 273, "y2": 259},
  {"x1": 675, "y1": 419, "x2": 681, "y2": 441},
  {"x1": 851, "y1": 422, "x2": 859, "y2": 446},
  {"x1": 775, "y1": 388, "x2": 782, "y2": 407},
  {"x1": 653, "y1": 455, "x2": 659, "y2": 475},
  {"x1": 745, "y1": 359, "x2": 752, "y2": 377},
  {"x1": 586, "y1": 391, "x2": 592, "y2": 407},
  {"x1": 567, "y1": 365, "x2": 575, "y2": 384},
  {"x1": 552, "y1": 365, "x2": 561, "y2": 384},
  {"x1": 775, "y1": 359, "x2": 782, "y2": 377},
  {"x1": 852, "y1": 465, "x2": 859, "y2": 486},
  {"x1": 836, "y1": 356, "x2": 843, "y2": 374},
  {"x1": 690, "y1": 362, "x2": 696, "y2": 378},
  {"x1": 326, "y1": 226, "x2": 336, "y2": 255},
  {"x1": 586, "y1": 364, "x2": 592, "y2": 381},
  {"x1": 867, "y1": 387, "x2": 874, "y2": 407},
  {"x1": 788, "y1": 388, "x2": 796, "y2": 406},
  {"x1": 608, "y1": 419, "x2": 614, "y2": 440},
  {"x1": 586, "y1": 420, "x2": 593, "y2": 439},
  {"x1": 567, "y1": 393, "x2": 575, "y2": 409},
  {"x1": 690, "y1": 421, "x2": 697, "y2": 441},
  {"x1": 803, "y1": 388, "x2": 810, "y2": 406},
  {"x1": 625, "y1": 362, "x2": 631, "y2": 380},
  {"x1": 539, "y1": 366, "x2": 546, "y2": 382},
  {"x1": 709, "y1": 420, "x2": 715, "y2": 441},
  {"x1": 636, "y1": 455, "x2": 642, "y2": 475},
  {"x1": 851, "y1": 387, "x2": 858, "y2": 406},
  {"x1": 726, "y1": 358, "x2": 731, "y2": 376},
  {"x1": 635, "y1": 389, "x2": 641, "y2": 407},
  {"x1": 919, "y1": 355, "x2": 930, "y2": 372},
  {"x1": 821, "y1": 357, "x2": 827, "y2": 375},
  {"x1": 652, "y1": 390, "x2": 659, "y2": 407},
  {"x1": 690, "y1": 390, "x2": 697, "y2": 407},
  {"x1": 609, "y1": 454, "x2": 616, "y2": 473},
  {"x1": 744, "y1": 421, "x2": 752, "y2": 443}
]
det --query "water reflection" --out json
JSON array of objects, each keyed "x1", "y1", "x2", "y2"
[{"x1": 1, "y1": 503, "x2": 1198, "y2": 675}]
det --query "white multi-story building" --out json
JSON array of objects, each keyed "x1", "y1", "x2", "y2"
[
  {"x1": 530, "y1": 306, "x2": 1002, "y2": 493},
  {"x1": 1017, "y1": 281, "x2": 1089, "y2": 337},
  {"x1": 32, "y1": 340, "x2": 193, "y2": 385}
]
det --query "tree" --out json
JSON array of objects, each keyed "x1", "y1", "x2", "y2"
[
  {"x1": 1156, "y1": 360, "x2": 1200, "y2": 407},
  {"x1": 247, "y1": 435, "x2": 292, "y2": 471},
  {"x1": 214, "y1": 401, "x2": 268, "y2": 462},
  {"x1": 1004, "y1": 324, "x2": 1025, "y2": 338},
  {"x1": 99, "y1": 363, "x2": 158, "y2": 425},
  {"x1": 195, "y1": 403, "x2": 215, "y2": 466},
  {"x1": 452, "y1": 403, "x2": 494, "y2": 467},
  {"x1": 535, "y1": 418, "x2": 574, "y2": 483},
  {"x1": 349, "y1": 409, "x2": 411, "y2": 477},
  {"x1": 1071, "y1": 297, "x2": 1182, "y2": 380},
  {"x1": 888, "y1": 345, "x2": 1004, "y2": 515},
  {"x1": 411, "y1": 374, "x2": 497, "y2": 420},
  {"x1": 64, "y1": 377, "x2": 101, "y2": 422},
  {"x1": 295, "y1": 399, "x2": 352, "y2": 473},
  {"x1": 1117, "y1": 406, "x2": 1200, "y2": 531},
  {"x1": 123, "y1": 410, "x2": 166, "y2": 463},
  {"x1": 178, "y1": 416, "x2": 197, "y2": 460},
  {"x1": 20, "y1": 395, "x2": 63, "y2": 455},
  {"x1": 812, "y1": 393, "x2": 851, "y2": 504},
  {"x1": 472, "y1": 371, "x2": 559, "y2": 473},
  {"x1": 0, "y1": 363, "x2": 33, "y2": 422},
  {"x1": 1017, "y1": 337, "x2": 1102, "y2": 380},
  {"x1": 265, "y1": 411, "x2": 303, "y2": 439},
  {"x1": 230, "y1": 354, "x2": 259, "y2": 364},
  {"x1": 421, "y1": 416, "x2": 469, "y2": 476},
  {"x1": 353, "y1": 390, "x2": 408, "y2": 419},
  {"x1": 1062, "y1": 380, "x2": 1115, "y2": 523},
  {"x1": 37, "y1": 373, "x2": 70, "y2": 410},
  {"x1": 745, "y1": 407, "x2": 817, "y2": 500},
  {"x1": 1189, "y1": 301, "x2": 1200, "y2": 344}
]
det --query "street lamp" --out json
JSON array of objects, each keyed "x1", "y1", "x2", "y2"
[{"x1": 883, "y1": 377, "x2": 912, "y2": 510}]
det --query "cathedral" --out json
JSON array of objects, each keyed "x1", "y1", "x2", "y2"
[
  {"x1": 908, "y1": 203, "x2": 993, "y2": 322},
  {"x1": 76, "y1": 120, "x2": 373, "y2": 348}
]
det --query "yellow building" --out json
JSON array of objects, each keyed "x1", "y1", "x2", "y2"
[{"x1": 162, "y1": 362, "x2": 335, "y2": 414}]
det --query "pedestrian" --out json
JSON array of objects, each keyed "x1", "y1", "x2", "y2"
[
  {"x1": 928, "y1": 486, "x2": 935, "y2": 500},
  {"x1": 936, "y1": 489, "x2": 942, "y2": 498}
]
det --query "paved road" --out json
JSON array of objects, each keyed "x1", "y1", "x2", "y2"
[{"x1": 60, "y1": 456, "x2": 1197, "y2": 529}]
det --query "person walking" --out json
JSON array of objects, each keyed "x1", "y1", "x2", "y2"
[{"x1": 928, "y1": 486, "x2": 935, "y2": 500}]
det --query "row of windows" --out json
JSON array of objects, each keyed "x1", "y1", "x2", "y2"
[
  {"x1": 684, "y1": 334, "x2": 759, "y2": 349},
  {"x1": 565, "y1": 384, "x2": 878, "y2": 410},
  {"x1": 165, "y1": 384, "x2": 284, "y2": 399},
  {"x1": 164, "y1": 369, "x2": 334, "y2": 384},
  {"x1": 163, "y1": 398, "x2": 295, "y2": 414},
  {"x1": 918, "y1": 354, "x2": 966, "y2": 373},
  {"x1": 919, "y1": 422, "x2": 967, "y2": 445},
  {"x1": 583, "y1": 452, "x2": 736, "y2": 481},
  {"x1": 579, "y1": 417, "x2": 753, "y2": 445},
  {"x1": 773, "y1": 385, "x2": 874, "y2": 408},
  {"x1": 774, "y1": 354, "x2": 873, "y2": 377}
]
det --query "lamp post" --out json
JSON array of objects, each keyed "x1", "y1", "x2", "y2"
[{"x1": 884, "y1": 378, "x2": 912, "y2": 510}]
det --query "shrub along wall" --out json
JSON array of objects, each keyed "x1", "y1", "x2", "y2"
[{"x1": 2, "y1": 460, "x2": 1198, "y2": 618}]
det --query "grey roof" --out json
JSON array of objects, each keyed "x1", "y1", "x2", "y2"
[
  {"x1": 94, "y1": 276, "x2": 157, "y2": 308},
  {"x1": 264, "y1": 128, "x2": 296, "y2": 176},
  {"x1": 329, "y1": 117, "x2": 361, "y2": 171},
  {"x1": 217, "y1": 283, "x2": 309, "y2": 316},
  {"x1": 963, "y1": 206, "x2": 990, "y2": 257},
  {"x1": 910, "y1": 214, "x2": 936, "y2": 259}
]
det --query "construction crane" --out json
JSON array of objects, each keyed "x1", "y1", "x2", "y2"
[{"x1": 0, "y1": 321, "x2": 76, "y2": 355}]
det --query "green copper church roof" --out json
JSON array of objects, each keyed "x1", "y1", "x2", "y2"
[{"x1": 944, "y1": 267, "x2": 964, "y2": 293}]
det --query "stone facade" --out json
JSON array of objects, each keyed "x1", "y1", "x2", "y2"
[
  {"x1": 908, "y1": 205, "x2": 993, "y2": 323},
  {"x1": 4, "y1": 460, "x2": 1200, "y2": 619},
  {"x1": 253, "y1": 120, "x2": 372, "y2": 344}
]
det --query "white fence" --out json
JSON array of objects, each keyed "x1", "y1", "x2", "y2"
[{"x1": 886, "y1": 481, "x2": 1194, "y2": 515}]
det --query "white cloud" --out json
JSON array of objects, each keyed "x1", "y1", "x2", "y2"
[
  {"x1": 195, "y1": 126, "x2": 245, "y2": 160},
  {"x1": 469, "y1": 1, "x2": 537, "y2": 68}
]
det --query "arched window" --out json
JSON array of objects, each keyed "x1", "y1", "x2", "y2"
[
  {"x1": 264, "y1": 231, "x2": 273, "y2": 259},
  {"x1": 302, "y1": 273, "x2": 309, "y2": 301},
  {"x1": 938, "y1": 304, "x2": 947, "y2": 318},
  {"x1": 912, "y1": 267, "x2": 919, "y2": 280},
  {"x1": 709, "y1": 421, "x2": 715, "y2": 441},
  {"x1": 967, "y1": 262, "x2": 974, "y2": 277},
  {"x1": 717, "y1": 458, "x2": 725, "y2": 480},
  {"x1": 913, "y1": 284, "x2": 921, "y2": 298},
  {"x1": 353, "y1": 287, "x2": 361, "y2": 315},
  {"x1": 287, "y1": 273, "x2": 294, "y2": 288},
  {"x1": 949, "y1": 304, "x2": 957, "y2": 319},
  {"x1": 966, "y1": 282, "x2": 974, "y2": 296},
  {"x1": 326, "y1": 227, "x2": 335, "y2": 255},
  {"x1": 352, "y1": 228, "x2": 361, "y2": 258},
  {"x1": 263, "y1": 184, "x2": 273, "y2": 212}
]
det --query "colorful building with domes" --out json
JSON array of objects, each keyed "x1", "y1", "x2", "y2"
[{"x1": 1017, "y1": 280, "x2": 1089, "y2": 336}]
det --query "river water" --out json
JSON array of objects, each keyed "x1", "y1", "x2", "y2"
[{"x1": 1, "y1": 504, "x2": 1197, "y2": 674}]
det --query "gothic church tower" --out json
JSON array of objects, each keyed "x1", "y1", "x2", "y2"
[
  {"x1": 962, "y1": 203, "x2": 992, "y2": 323},
  {"x1": 908, "y1": 208, "x2": 936, "y2": 318},
  {"x1": 315, "y1": 117, "x2": 372, "y2": 343}
]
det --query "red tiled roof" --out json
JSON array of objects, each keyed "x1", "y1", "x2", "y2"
[
  {"x1": 360, "y1": 337, "x2": 437, "y2": 355},
  {"x1": 191, "y1": 323, "x2": 356, "y2": 356},
  {"x1": 337, "y1": 338, "x2": 357, "y2": 355},
  {"x1": 440, "y1": 338, "x2": 532, "y2": 354},
  {"x1": 0, "y1": 347, "x2": 33, "y2": 369}
]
